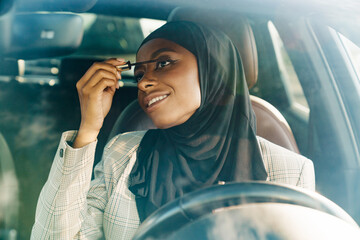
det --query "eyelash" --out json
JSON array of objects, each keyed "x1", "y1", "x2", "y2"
[{"x1": 134, "y1": 57, "x2": 177, "y2": 83}]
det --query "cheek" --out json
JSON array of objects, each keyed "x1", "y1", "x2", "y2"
[
  {"x1": 183, "y1": 79, "x2": 201, "y2": 110},
  {"x1": 176, "y1": 66, "x2": 201, "y2": 108},
  {"x1": 137, "y1": 91, "x2": 146, "y2": 110}
]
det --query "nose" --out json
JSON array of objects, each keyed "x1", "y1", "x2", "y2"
[{"x1": 137, "y1": 73, "x2": 157, "y2": 91}]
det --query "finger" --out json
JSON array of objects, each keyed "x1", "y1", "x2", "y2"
[
  {"x1": 105, "y1": 58, "x2": 127, "y2": 82},
  {"x1": 92, "y1": 78, "x2": 117, "y2": 96},
  {"x1": 83, "y1": 69, "x2": 118, "y2": 89},
  {"x1": 104, "y1": 58, "x2": 126, "y2": 66},
  {"x1": 77, "y1": 62, "x2": 121, "y2": 88}
]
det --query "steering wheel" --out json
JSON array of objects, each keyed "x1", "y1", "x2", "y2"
[{"x1": 133, "y1": 182, "x2": 359, "y2": 239}]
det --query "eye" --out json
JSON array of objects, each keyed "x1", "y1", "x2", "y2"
[
  {"x1": 155, "y1": 58, "x2": 176, "y2": 70},
  {"x1": 156, "y1": 60, "x2": 171, "y2": 69}
]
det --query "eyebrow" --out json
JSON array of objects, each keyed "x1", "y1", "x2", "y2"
[
  {"x1": 134, "y1": 48, "x2": 176, "y2": 73},
  {"x1": 150, "y1": 48, "x2": 176, "y2": 59}
]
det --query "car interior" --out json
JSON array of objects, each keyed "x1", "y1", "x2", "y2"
[{"x1": 1, "y1": 0, "x2": 360, "y2": 239}]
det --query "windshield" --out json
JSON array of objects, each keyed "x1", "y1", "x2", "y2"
[{"x1": 1, "y1": 2, "x2": 360, "y2": 239}]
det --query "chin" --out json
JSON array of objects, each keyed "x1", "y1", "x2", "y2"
[
  {"x1": 149, "y1": 112, "x2": 195, "y2": 129},
  {"x1": 150, "y1": 114, "x2": 186, "y2": 129},
  {"x1": 152, "y1": 119, "x2": 176, "y2": 129}
]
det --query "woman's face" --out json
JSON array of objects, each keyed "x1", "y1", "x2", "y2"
[{"x1": 136, "y1": 38, "x2": 201, "y2": 129}]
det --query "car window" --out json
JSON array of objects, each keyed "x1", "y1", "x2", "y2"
[
  {"x1": 77, "y1": 14, "x2": 165, "y2": 58},
  {"x1": 16, "y1": 59, "x2": 60, "y2": 86},
  {"x1": 76, "y1": 14, "x2": 143, "y2": 57},
  {"x1": 338, "y1": 32, "x2": 360, "y2": 82},
  {"x1": 140, "y1": 18, "x2": 166, "y2": 38},
  {"x1": 268, "y1": 21, "x2": 310, "y2": 117}
]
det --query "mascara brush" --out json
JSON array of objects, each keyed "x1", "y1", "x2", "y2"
[{"x1": 116, "y1": 59, "x2": 158, "y2": 71}]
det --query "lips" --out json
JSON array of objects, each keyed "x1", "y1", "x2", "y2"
[
  {"x1": 148, "y1": 94, "x2": 168, "y2": 107},
  {"x1": 143, "y1": 92, "x2": 170, "y2": 110}
]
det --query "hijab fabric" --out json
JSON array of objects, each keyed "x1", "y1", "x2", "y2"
[{"x1": 129, "y1": 21, "x2": 267, "y2": 222}]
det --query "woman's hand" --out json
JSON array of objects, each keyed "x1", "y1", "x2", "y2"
[{"x1": 73, "y1": 58, "x2": 125, "y2": 148}]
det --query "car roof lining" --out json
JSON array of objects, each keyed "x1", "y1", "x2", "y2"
[{"x1": 12, "y1": 0, "x2": 359, "y2": 22}]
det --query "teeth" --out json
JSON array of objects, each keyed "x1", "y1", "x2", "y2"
[{"x1": 148, "y1": 95, "x2": 168, "y2": 107}]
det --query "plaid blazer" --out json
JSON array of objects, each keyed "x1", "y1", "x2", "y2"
[{"x1": 31, "y1": 130, "x2": 315, "y2": 240}]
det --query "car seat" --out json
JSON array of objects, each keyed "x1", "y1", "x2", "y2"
[{"x1": 108, "y1": 7, "x2": 300, "y2": 154}]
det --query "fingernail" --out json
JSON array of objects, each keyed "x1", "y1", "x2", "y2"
[
  {"x1": 117, "y1": 71, "x2": 121, "y2": 79},
  {"x1": 117, "y1": 58, "x2": 125, "y2": 62}
]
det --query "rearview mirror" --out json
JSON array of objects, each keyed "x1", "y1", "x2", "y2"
[{"x1": 0, "y1": 13, "x2": 83, "y2": 59}]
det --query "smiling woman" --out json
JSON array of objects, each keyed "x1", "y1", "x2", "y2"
[
  {"x1": 136, "y1": 39, "x2": 200, "y2": 129},
  {"x1": 31, "y1": 20, "x2": 315, "y2": 239}
]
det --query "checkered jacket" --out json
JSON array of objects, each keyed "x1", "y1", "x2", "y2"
[{"x1": 31, "y1": 130, "x2": 315, "y2": 239}]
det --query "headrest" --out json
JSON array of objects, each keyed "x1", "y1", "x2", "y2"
[{"x1": 168, "y1": 7, "x2": 258, "y2": 88}]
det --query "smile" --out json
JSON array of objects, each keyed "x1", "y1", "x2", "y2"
[{"x1": 148, "y1": 94, "x2": 169, "y2": 107}]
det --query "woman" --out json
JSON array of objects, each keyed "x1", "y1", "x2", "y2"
[{"x1": 31, "y1": 21, "x2": 315, "y2": 239}]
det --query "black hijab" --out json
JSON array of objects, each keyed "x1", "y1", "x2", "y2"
[{"x1": 129, "y1": 21, "x2": 267, "y2": 222}]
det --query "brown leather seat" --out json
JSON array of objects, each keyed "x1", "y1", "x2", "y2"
[
  {"x1": 251, "y1": 95, "x2": 299, "y2": 153},
  {"x1": 108, "y1": 8, "x2": 300, "y2": 154}
]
